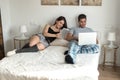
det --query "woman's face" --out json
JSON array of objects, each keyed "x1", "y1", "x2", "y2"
[{"x1": 55, "y1": 20, "x2": 64, "y2": 29}]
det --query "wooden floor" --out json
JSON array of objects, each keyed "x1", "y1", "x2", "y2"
[{"x1": 98, "y1": 65, "x2": 120, "y2": 80}]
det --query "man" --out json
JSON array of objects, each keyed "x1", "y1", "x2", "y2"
[
  {"x1": 66, "y1": 14, "x2": 93, "y2": 41},
  {"x1": 65, "y1": 14, "x2": 99, "y2": 64}
]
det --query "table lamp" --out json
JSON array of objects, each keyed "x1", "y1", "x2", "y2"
[
  {"x1": 20, "y1": 25, "x2": 27, "y2": 38},
  {"x1": 107, "y1": 32, "x2": 116, "y2": 48}
]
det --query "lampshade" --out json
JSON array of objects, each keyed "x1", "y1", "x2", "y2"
[
  {"x1": 20, "y1": 25, "x2": 27, "y2": 33},
  {"x1": 107, "y1": 32, "x2": 116, "y2": 41}
]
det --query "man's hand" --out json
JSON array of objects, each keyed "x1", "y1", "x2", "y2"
[
  {"x1": 73, "y1": 36, "x2": 78, "y2": 41},
  {"x1": 65, "y1": 33, "x2": 78, "y2": 41}
]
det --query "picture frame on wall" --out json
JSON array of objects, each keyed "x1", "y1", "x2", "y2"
[
  {"x1": 81, "y1": 0, "x2": 102, "y2": 6},
  {"x1": 60, "y1": 0, "x2": 79, "y2": 6},
  {"x1": 41, "y1": 0, "x2": 59, "y2": 5},
  {"x1": 41, "y1": 0, "x2": 102, "y2": 6}
]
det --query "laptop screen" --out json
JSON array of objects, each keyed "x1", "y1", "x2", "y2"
[{"x1": 78, "y1": 32, "x2": 97, "y2": 45}]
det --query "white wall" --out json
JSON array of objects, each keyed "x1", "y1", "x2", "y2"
[
  {"x1": 116, "y1": 0, "x2": 120, "y2": 66},
  {"x1": 9, "y1": 0, "x2": 119, "y2": 42},
  {"x1": 0, "y1": 0, "x2": 11, "y2": 54},
  {"x1": 1, "y1": 0, "x2": 120, "y2": 65}
]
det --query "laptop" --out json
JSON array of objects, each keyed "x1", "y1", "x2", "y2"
[{"x1": 78, "y1": 32, "x2": 97, "y2": 45}]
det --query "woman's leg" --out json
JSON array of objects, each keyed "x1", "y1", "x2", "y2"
[
  {"x1": 16, "y1": 45, "x2": 39, "y2": 53},
  {"x1": 16, "y1": 42, "x2": 46, "y2": 53},
  {"x1": 29, "y1": 35, "x2": 41, "y2": 47},
  {"x1": 36, "y1": 42, "x2": 46, "y2": 50},
  {"x1": 22, "y1": 34, "x2": 42, "y2": 49},
  {"x1": 7, "y1": 35, "x2": 47, "y2": 56},
  {"x1": 22, "y1": 43, "x2": 30, "y2": 49}
]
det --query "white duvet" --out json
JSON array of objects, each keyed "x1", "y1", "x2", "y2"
[{"x1": 0, "y1": 46, "x2": 100, "y2": 80}]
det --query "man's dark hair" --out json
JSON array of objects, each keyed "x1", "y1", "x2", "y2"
[{"x1": 78, "y1": 14, "x2": 86, "y2": 22}]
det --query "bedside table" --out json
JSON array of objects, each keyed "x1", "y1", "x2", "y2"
[
  {"x1": 14, "y1": 36, "x2": 29, "y2": 49},
  {"x1": 102, "y1": 44, "x2": 119, "y2": 71}
]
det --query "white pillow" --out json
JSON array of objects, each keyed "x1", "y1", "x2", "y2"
[{"x1": 50, "y1": 39, "x2": 69, "y2": 47}]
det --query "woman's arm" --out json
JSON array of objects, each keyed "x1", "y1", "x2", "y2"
[{"x1": 43, "y1": 24, "x2": 59, "y2": 38}]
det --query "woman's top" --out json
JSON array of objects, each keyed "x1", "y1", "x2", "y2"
[{"x1": 45, "y1": 27, "x2": 59, "y2": 43}]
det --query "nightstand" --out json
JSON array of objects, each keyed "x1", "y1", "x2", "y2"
[
  {"x1": 102, "y1": 44, "x2": 119, "y2": 71},
  {"x1": 14, "y1": 36, "x2": 29, "y2": 49}
]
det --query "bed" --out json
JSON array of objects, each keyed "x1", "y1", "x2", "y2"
[{"x1": 0, "y1": 45, "x2": 100, "y2": 80}]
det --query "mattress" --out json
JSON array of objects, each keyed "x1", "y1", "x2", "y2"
[{"x1": 0, "y1": 46, "x2": 100, "y2": 80}]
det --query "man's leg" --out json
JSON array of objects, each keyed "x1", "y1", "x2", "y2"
[
  {"x1": 64, "y1": 40, "x2": 79, "y2": 55},
  {"x1": 65, "y1": 40, "x2": 80, "y2": 64}
]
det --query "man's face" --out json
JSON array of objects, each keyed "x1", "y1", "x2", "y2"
[{"x1": 79, "y1": 18, "x2": 86, "y2": 28}]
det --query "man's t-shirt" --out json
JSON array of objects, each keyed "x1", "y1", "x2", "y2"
[{"x1": 69, "y1": 27, "x2": 94, "y2": 38}]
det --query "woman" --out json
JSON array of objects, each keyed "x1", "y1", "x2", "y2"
[{"x1": 7, "y1": 16, "x2": 67, "y2": 56}]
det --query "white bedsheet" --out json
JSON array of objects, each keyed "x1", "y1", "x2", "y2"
[{"x1": 0, "y1": 46, "x2": 100, "y2": 80}]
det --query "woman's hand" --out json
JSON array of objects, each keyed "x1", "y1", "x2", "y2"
[{"x1": 56, "y1": 33, "x2": 62, "y2": 39}]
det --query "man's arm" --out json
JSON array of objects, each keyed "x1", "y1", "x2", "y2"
[
  {"x1": 96, "y1": 39, "x2": 99, "y2": 44},
  {"x1": 65, "y1": 32, "x2": 78, "y2": 41}
]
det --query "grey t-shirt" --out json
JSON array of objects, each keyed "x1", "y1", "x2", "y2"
[{"x1": 69, "y1": 27, "x2": 94, "y2": 38}]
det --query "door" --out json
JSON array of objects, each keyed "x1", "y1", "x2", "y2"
[{"x1": 0, "y1": 10, "x2": 5, "y2": 59}]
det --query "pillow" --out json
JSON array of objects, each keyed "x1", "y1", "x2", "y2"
[{"x1": 50, "y1": 39, "x2": 69, "y2": 47}]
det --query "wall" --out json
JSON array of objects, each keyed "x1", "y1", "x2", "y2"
[
  {"x1": 9, "y1": 0, "x2": 119, "y2": 41},
  {"x1": 116, "y1": 0, "x2": 120, "y2": 66},
  {"x1": 2, "y1": 0, "x2": 120, "y2": 65},
  {"x1": 0, "y1": 0, "x2": 11, "y2": 55}
]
